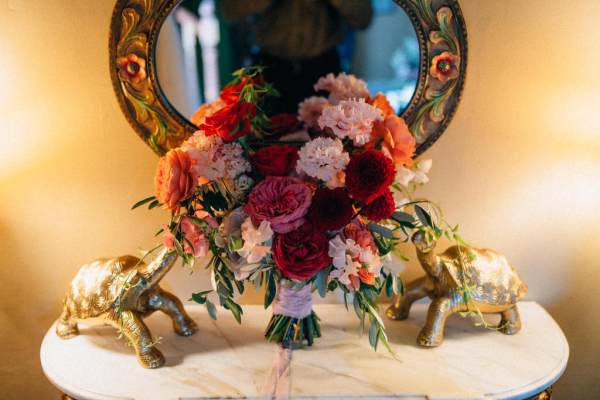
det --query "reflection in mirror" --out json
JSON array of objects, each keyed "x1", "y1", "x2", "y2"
[{"x1": 156, "y1": 0, "x2": 419, "y2": 118}]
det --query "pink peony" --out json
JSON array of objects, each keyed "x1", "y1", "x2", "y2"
[
  {"x1": 297, "y1": 96, "x2": 330, "y2": 129},
  {"x1": 245, "y1": 176, "x2": 312, "y2": 234},
  {"x1": 180, "y1": 217, "x2": 209, "y2": 257},
  {"x1": 154, "y1": 149, "x2": 197, "y2": 210},
  {"x1": 162, "y1": 225, "x2": 176, "y2": 249}
]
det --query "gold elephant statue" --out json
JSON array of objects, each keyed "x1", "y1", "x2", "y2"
[
  {"x1": 387, "y1": 232, "x2": 527, "y2": 347},
  {"x1": 56, "y1": 248, "x2": 197, "y2": 368}
]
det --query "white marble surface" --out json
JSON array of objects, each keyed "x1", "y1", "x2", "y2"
[{"x1": 40, "y1": 302, "x2": 568, "y2": 400}]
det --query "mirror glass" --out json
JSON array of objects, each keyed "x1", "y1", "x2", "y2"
[{"x1": 156, "y1": 0, "x2": 419, "y2": 119}]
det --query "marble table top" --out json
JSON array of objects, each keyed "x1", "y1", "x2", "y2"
[{"x1": 40, "y1": 302, "x2": 568, "y2": 400}]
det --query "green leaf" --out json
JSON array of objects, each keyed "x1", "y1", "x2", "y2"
[
  {"x1": 131, "y1": 196, "x2": 156, "y2": 210},
  {"x1": 315, "y1": 268, "x2": 328, "y2": 298},
  {"x1": 367, "y1": 223, "x2": 394, "y2": 239},
  {"x1": 392, "y1": 211, "x2": 415, "y2": 224},
  {"x1": 368, "y1": 319, "x2": 380, "y2": 350},
  {"x1": 224, "y1": 298, "x2": 243, "y2": 324},
  {"x1": 385, "y1": 274, "x2": 393, "y2": 298},
  {"x1": 414, "y1": 205, "x2": 433, "y2": 228},
  {"x1": 148, "y1": 199, "x2": 161, "y2": 210},
  {"x1": 191, "y1": 290, "x2": 211, "y2": 304},
  {"x1": 264, "y1": 271, "x2": 276, "y2": 309},
  {"x1": 206, "y1": 299, "x2": 217, "y2": 320}
]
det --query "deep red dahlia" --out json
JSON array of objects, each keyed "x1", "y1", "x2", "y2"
[
  {"x1": 251, "y1": 145, "x2": 299, "y2": 176},
  {"x1": 345, "y1": 149, "x2": 395, "y2": 204},
  {"x1": 308, "y1": 188, "x2": 354, "y2": 232},
  {"x1": 361, "y1": 189, "x2": 395, "y2": 222}
]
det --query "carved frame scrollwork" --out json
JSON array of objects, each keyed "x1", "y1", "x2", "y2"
[{"x1": 109, "y1": 0, "x2": 467, "y2": 156}]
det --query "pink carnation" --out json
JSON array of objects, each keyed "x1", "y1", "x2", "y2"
[
  {"x1": 318, "y1": 99, "x2": 383, "y2": 146},
  {"x1": 298, "y1": 96, "x2": 330, "y2": 129},
  {"x1": 245, "y1": 176, "x2": 312, "y2": 234},
  {"x1": 314, "y1": 73, "x2": 370, "y2": 104},
  {"x1": 180, "y1": 217, "x2": 209, "y2": 257}
]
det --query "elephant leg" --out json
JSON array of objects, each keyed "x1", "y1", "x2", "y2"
[
  {"x1": 56, "y1": 301, "x2": 79, "y2": 339},
  {"x1": 386, "y1": 276, "x2": 429, "y2": 321},
  {"x1": 148, "y1": 288, "x2": 198, "y2": 337},
  {"x1": 417, "y1": 297, "x2": 455, "y2": 347},
  {"x1": 499, "y1": 305, "x2": 522, "y2": 335},
  {"x1": 117, "y1": 310, "x2": 165, "y2": 369}
]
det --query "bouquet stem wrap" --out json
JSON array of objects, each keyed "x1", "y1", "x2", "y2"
[{"x1": 264, "y1": 284, "x2": 321, "y2": 347}]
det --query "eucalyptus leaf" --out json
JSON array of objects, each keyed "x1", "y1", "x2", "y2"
[
  {"x1": 264, "y1": 271, "x2": 276, "y2": 309},
  {"x1": 148, "y1": 199, "x2": 161, "y2": 210},
  {"x1": 205, "y1": 299, "x2": 217, "y2": 320},
  {"x1": 414, "y1": 205, "x2": 433, "y2": 228},
  {"x1": 367, "y1": 223, "x2": 395, "y2": 239},
  {"x1": 392, "y1": 211, "x2": 415, "y2": 224},
  {"x1": 315, "y1": 268, "x2": 328, "y2": 298},
  {"x1": 368, "y1": 319, "x2": 379, "y2": 350}
]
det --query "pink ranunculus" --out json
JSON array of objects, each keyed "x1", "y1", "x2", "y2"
[
  {"x1": 245, "y1": 176, "x2": 312, "y2": 234},
  {"x1": 154, "y1": 149, "x2": 197, "y2": 210},
  {"x1": 162, "y1": 225, "x2": 176, "y2": 250},
  {"x1": 343, "y1": 220, "x2": 378, "y2": 254},
  {"x1": 180, "y1": 217, "x2": 209, "y2": 257}
]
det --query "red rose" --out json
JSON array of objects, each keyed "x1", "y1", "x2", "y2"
[
  {"x1": 270, "y1": 113, "x2": 302, "y2": 135},
  {"x1": 251, "y1": 145, "x2": 299, "y2": 176},
  {"x1": 200, "y1": 101, "x2": 256, "y2": 142},
  {"x1": 361, "y1": 189, "x2": 395, "y2": 222},
  {"x1": 308, "y1": 188, "x2": 354, "y2": 231},
  {"x1": 345, "y1": 149, "x2": 395, "y2": 204},
  {"x1": 273, "y1": 223, "x2": 332, "y2": 280}
]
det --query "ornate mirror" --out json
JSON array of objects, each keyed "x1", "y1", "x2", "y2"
[{"x1": 109, "y1": 0, "x2": 467, "y2": 156}]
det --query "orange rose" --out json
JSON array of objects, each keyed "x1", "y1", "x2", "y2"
[
  {"x1": 369, "y1": 92, "x2": 395, "y2": 117},
  {"x1": 358, "y1": 268, "x2": 376, "y2": 286},
  {"x1": 154, "y1": 149, "x2": 197, "y2": 210},
  {"x1": 371, "y1": 115, "x2": 415, "y2": 166}
]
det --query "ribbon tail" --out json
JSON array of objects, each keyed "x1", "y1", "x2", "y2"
[{"x1": 260, "y1": 345, "x2": 293, "y2": 400}]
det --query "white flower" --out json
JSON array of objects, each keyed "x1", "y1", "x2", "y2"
[
  {"x1": 313, "y1": 73, "x2": 370, "y2": 104},
  {"x1": 183, "y1": 130, "x2": 250, "y2": 182},
  {"x1": 317, "y1": 99, "x2": 382, "y2": 146},
  {"x1": 395, "y1": 166, "x2": 416, "y2": 187},
  {"x1": 395, "y1": 159, "x2": 432, "y2": 187},
  {"x1": 413, "y1": 159, "x2": 432, "y2": 184},
  {"x1": 296, "y1": 137, "x2": 349, "y2": 183},
  {"x1": 237, "y1": 218, "x2": 273, "y2": 264},
  {"x1": 328, "y1": 235, "x2": 383, "y2": 289}
]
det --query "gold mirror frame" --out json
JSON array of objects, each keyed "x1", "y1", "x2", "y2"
[{"x1": 109, "y1": 0, "x2": 467, "y2": 156}]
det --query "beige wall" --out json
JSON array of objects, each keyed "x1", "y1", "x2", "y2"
[{"x1": 0, "y1": 1, "x2": 599, "y2": 399}]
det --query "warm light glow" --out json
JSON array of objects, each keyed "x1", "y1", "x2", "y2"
[{"x1": 544, "y1": 91, "x2": 600, "y2": 143}]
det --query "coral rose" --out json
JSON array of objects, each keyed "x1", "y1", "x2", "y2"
[
  {"x1": 154, "y1": 149, "x2": 197, "y2": 210},
  {"x1": 245, "y1": 176, "x2": 312, "y2": 233},
  {"x1": 371, "y1": 115, "x2": 416, "y2": 167},
  {"x1": 343, "y1": 220, "x2": 377, "y2": 254},
  {"x1": 345, "y1": 149, "x2": 395, "y2": 204},
  {"x1": 251, "y1": 145, "x2": 299, "y2": 176},
  {"x1": 369, "y1": 92, "x2": 395, "y2": 117},
  {"x1": 200, "y1": 101, "x2": 256, "y2": 142},
  {"x1": 361, "y1": 189, "x2": 395, "y2": 222},
  {"x1": 273, "y1": 223, "x2": 332, "y2": 280},
  {"x1": 308, "y1": 188, "x2": 354, "y2": 232}
]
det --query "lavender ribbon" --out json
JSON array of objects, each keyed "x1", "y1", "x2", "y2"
[
  {"x1": 272, "y1": 285, "x2": 313, "y2": 319},
  {"x1": 260, "y1": 285, "x2": 313, "y2": 399}
]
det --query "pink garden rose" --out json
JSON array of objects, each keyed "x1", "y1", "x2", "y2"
[
  {"x1": 245, "y1": 176, "x2": 312, "y2": 233},
  {"x1": 180, "y1": 217, "x2": 209, "y2": 257},
  {"x1": 154, "y1": 149, "x2": 197, "y2": 210}
]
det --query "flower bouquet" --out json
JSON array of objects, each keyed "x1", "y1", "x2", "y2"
[{"x1": 134, "y1": 67, "x2": 463, "y2": 353}]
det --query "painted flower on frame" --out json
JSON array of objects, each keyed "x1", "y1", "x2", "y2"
[
  {"x1": 430, "y1": 51, "x2": 460, "y2": 83},
  {"x1": 116, "y1": 54, "x2": 147, "y2": 84}
]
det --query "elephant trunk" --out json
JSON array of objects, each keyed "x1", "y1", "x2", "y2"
[
  {"x1": 416, "y1": 247, "x2": 442, "y2": 278},
  {"x1": 140, "y1": 247, "x2": 178, "y2": 287}
]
